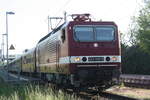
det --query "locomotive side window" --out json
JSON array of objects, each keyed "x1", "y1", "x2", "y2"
[
  {"x1": 95, "y1": 27, "x2": 115, "y2": 41},
  {"x1": 61, "y1": 29, "x2": 66, "y2": 43},
  {"x1": 74, "y1": 27, "x2": 94, "y2": 41}
]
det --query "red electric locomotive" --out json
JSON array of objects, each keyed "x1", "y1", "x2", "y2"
[
  {"x1": 8, "y1": 14, "x2": 121, "y2": 90},
  {"x1": 36, "y1": 14, "x2": 121, "y2": 89}
]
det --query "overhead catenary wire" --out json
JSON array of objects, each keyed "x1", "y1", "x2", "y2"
[
  {"x1": 47, "y1": 0, "x2": 72, "y2": 33},
  {"x1": 53, "y1": 0, "x2": 72, "y2": 17}
]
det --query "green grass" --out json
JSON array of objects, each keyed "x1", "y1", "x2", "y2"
[
  {"x1": 0, "y1": 83, "x2": 78, "y2": 100},
  {"x1": 0, "y1": 77, "x2": 4, "y2": 83}
]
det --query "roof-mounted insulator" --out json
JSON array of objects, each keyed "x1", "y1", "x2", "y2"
[{"x1": 71, "y1": 14, "x2": 91, "y2": 22}]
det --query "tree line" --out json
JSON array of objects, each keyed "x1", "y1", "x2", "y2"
[{"x1": 121, "y1": 0, "x2": 150, "y2": 75}]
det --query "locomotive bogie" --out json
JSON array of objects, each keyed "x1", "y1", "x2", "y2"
[{"x1": 67, "y1": 62, "x2": 120, "y2": 87}]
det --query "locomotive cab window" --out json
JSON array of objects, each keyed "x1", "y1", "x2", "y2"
[
  {"x1": 95, "y1": 27, "x2": 114, "y2": 41},
  {"x1": 74, "y1": 26, "x2": 115, "y2": 42},
  {"x1": 74, "y1": 27, "x2": 93, "y2": 41}
]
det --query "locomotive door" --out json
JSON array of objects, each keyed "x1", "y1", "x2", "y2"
[{"x1": 56, "y1": 41, "x2": 60, "y2": 72}]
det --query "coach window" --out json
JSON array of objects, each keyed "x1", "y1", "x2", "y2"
[{"x1": 61, "y1": 29, "x2": 66, "y2": 43}]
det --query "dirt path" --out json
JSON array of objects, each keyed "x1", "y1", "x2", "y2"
[{"x1": 106, "y1": 86, "x2": 150, "y2": 99}]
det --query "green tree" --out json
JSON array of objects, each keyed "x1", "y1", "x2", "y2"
[
  {"x1": 132, "y1": 0, "x2": 150, "y2": 54},
  {"x1": 122, "y1": 45, "x2": 150, "y2": 75},
  {"x1": 120, "y1": 0, "x2": 150, "y2": 75}
]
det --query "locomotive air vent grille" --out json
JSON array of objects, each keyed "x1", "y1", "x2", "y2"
[
  {"x1": 47, "y1": 37, "x2": 57, "y2": 54},
  {"x1": 88, "y1": 57, "x2": 104, "y2": 61}
]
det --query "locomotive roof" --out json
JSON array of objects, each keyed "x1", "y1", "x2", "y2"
[
  {"x1": 22, "y1": 47, "x2": 35, "y2": 56},
  {"x1": 37, "y1": 20, "x2": 117, "y2": 44},
  {"x1": 8, "y1": 55, "x2": 22, "y2": 64}
]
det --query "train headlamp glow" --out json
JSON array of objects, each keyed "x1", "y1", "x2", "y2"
[
  {"x1": 111, "y1": 57, "x2": 118, "y2": 61},
  {"x1": 74, "y1": 57, "x2": 80, "y2": 62}
]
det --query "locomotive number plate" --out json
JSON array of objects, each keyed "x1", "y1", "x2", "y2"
[{"x1": 88, "y1": 57, "x2": 104, "y2": 61}]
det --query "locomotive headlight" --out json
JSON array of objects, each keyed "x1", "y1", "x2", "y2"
[
  {"x1": 111, "y1": 56, "x2": 118, "y2": 61},
  {"x1": 74, "y1": 57, "x2": 81, "y2": 62}
]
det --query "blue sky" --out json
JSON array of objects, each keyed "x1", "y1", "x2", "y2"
[{"x1": 0, "y1": 0, "x2": 142, "y2": 54}]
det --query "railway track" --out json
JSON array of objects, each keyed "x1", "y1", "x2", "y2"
[
  {"x1": 120, "y1": 74, "x2": 150, "y2": 89},
  {"x1": 0, "y1": 69, "x2": 43, "y2": 85},
  {"x1": 56, "y1": 86, "x2": 139, "y2": 100}
]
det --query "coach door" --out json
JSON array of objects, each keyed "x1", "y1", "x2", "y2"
[{"x1": 36, "y1": 47, "x2": 40, "y2": 72}]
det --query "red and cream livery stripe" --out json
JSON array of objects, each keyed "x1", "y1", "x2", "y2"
[
  {"x1": 39, "y1": 56, "x2": 121, "y2": 67},
  {"x1": 59, "y1": 56, "x2": 121, "y2": 64}
]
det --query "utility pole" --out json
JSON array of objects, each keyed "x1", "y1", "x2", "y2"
[
  {"x1": 64, "y1": 11, "x2": 67, "y2": 22},
  {"x1": 48, "y1": 16, "x2": 50, "y2": 34},
  {"x1": 6, "y1": 11, "x2": 15, "y2": 80},
  {"x1": 2, "y1": 34, "x2": 6, "y2": 64}
]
